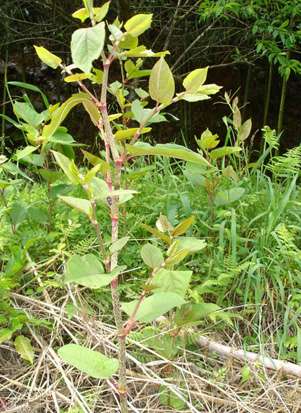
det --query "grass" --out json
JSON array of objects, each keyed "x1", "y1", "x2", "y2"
[{"x1": 1, "y1": 148, "x2": 301, "y2": 411}]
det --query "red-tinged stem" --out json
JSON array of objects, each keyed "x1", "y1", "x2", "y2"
[{"x1": 99, "y1": 54, "x2": 128, "y2": 413}]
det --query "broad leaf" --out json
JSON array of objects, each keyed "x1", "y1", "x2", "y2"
[
  {"x1": 58, "y1": 344, "x2": 118, "y2": 379},
  {"x1": 14, "y1": 335, "x2": 34, "y2": 364},
  {"x1": 141, "y1": 243, "x2": 164, "y2": 269},
  {"x1": 34, "y1": 46, "x2": 62, "y2": 69},
  {"x1": 238, "y1": 118, "x2": 252, "y2": 142},
  {"x1": 172, "y1": 216, "x2": 195, "y2": 237},
  {"x1": 110, "y1": 236, "x2": 130, "y2": 254},
  {"x1": 44, "y1": 93, "x2": 93, "y2": 139},
  {"x1": 209, "y1": 146, "x2": 241, "y2": 160},
  {"x1": 114, "y1": 127, "x2": 151, "y2": 141},
  {"x1": 65, "y1": 254, "x2": 115, "y2": 288},
  {"x1": 15, "y1": 146, "x2": 38, "y2": 161},
  {"x1": 71, "y1": 22, "x2": 105, "y2": 72},
  {"x1": 124, "y1": 14, "x2": 152, "y2": 37},
  {"x1": 122, "y1": 292, "x2": 185, "y2": 322},
  {"x1": 60, "y1": 196, "x2": 93, "y2": 218},
  {"x1": 126, "y1": 143, "x2": 210, "y2": 166},
  {"x1": 197, "y1": 128, "x2": 219, "y2": 150},
  {"x1": 64, "y1": 73, "x2": 92, "y2": 83},
  {"x1": 72, "y1": 2, "x2": 110, "y2": 23},
  {"x1": 149, "y1": 58, "x2": 175, "y2": 104},
  {"x1": 176, "y1": 237, "x2": 206, "y2": 253},
  {"x1": 151, "y1": 269, "x2": 192, "y2": 297},
  {"x1": 52, "y1": 151, "x2": 80, "y2": 184},
  {"x1": 175, "y1": 303, "x2": 222, "y2": 326},
  {"x1": 13, "y1": 101, "x2": 44, "y2": 127},
  {"x1": 183, "y1": 67, "x2": 208, "y2": 93}
]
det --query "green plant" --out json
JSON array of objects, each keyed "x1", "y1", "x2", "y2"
[{"x1": 28, "y1": 1, "x2": 224, "y2": 411}]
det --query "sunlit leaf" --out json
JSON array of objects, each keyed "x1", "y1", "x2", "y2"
[
  {"x1": 124, "y1": 14, "x2": 152, "y2": 37},
  {"x1": 149, "y1": 58, "x2": 175, "y2": 104},
  {"x1": 183, "y1": 67, "x2": 208, "y2": 93},
  {"x1": 34, "y1": 46, "x2": 62, "y2": 69}
]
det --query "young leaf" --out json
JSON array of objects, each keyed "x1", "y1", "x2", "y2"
[
  {"x1": 122, "y1": 292, "x2": 185, "y2": 322},
  {"x1": 209, "y1": 146, "x2": 241, "y2": 160},
  {"x1": 172, "y1": 216, "x2": 195, "y2": 237},
  {"x1": 126, "y1": 142, "x2": 210, "y2": 166},
  {"x1": 65, "y1": 254, "x2": 114, "y2": 288},
  {"x1": 141, "y1": 223, "x2": 172, "y2": 245},
  {"x1": 175, "y1": 237, "x2": 206, "y2": 253},
  {"x1": 72, "y1": 2, "x2": 110, "y2": 23},
  {"x1": 15, "y1": 146, "x2": 38, "y2": 161},
  {"x1": 14, "y1": 335, "x2": 34, "y2": 364},
  {"x1": 58, "y1": 344, "x2": 118, "y2": 379},
  {"x1": 149, "y1": 57, "x2": 175, "y2": 104},
  {"x1": 183, "y1": 67, "x2": 208, "y2": 93},
  {"x1": 64, "y1": 73, "x2": 92, "y2": 83},
  {"x1": 151, "y1": 269, "x2": 192, "y2": 297},
  {"x1": 141, "y1": 243, "x2": 164, "y2": 269},
  {"x1": 114, "y1": 127, "x2": 151, "y2": 141},
  {"x1": 60, "y1": 196, "x2": 93, "y2": 218},
  {"x1": 71, "y1": 22, "x2": 105, "y2": 73},
  {"x1": 197, "y1": 128, "x2": 220, "y2": 150},
  {"x1": 124, "y1": 14, "x2": 152, "y2": 37},
  {"x1": 175, "y1": 303, "x2": 221, "y2": 326},
  {"x1": 34, "y1": 46, "x2": 62, "y2": 69},
  {"x1": 110, "y1": 236, "x2": 130, "y2": 254},
  {"x1": 238, "y1": 118, "x2": 252, "y2": 142},
  {"x1": 52, "y1": 151, "x2": 81, "y2": 184}
]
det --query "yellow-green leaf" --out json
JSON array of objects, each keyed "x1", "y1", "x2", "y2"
[
  {"x1": 197, "y1": 128, "x2": 220, "y2": 150},
  {"x1": 149, "y1": 57, "x2": 175, "y2": 104},
  {"x1": 60, "y1": 196, "x2": 93, "y2": 218},
  {"x1": 172, "y1": 216, "x2": 195, "y2": 237},
  {"x1": 114, "y1": 127, "x2": 151, "y2": 141},
  {"x1": 14, "y1": 335, "x2": 34, "y2": 364},
  {"x1": 124, "y1": 14, "x2": 152, "y2": 37},
  {"x1": 210, "y1": 146, "x2": 241, "y2": 160},
  {"x1": 34, "y1": 46, "x2": 62, "y2": 69},
  {"x1": 64, "y1": 73, "x2": 92, "y2": 83},
  {"x1": 183, "y1": 67, "x2": 208, "y2": 93}
]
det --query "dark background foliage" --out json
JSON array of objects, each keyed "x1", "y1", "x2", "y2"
[{"x1": 1, "y1": 0, "x2": 300, "y2": 152}]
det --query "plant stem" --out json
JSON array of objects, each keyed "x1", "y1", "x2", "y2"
[
  {"x1": 263, "y1": 62, "x2": 273, "y2": 127},
  {"x1": 277, "y1": 72, "x2": 288, "y2": 136},
  {"x1": 100, "y1": 56, "x2": 128, "y2": 413}
]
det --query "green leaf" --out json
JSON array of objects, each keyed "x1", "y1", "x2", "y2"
[
  {"x1": 180, "y1": 93, "x2": 211, "y2": 102},
  {"x1": 114, "y1": 127, "x2": 151, "y2": 141},
  {"x1": 141, "y1": 243, "x2": 164, "y2": 269},
  {"x1": 151, "y1": 269, "x2": 192, "y2": 297},
  {"x1": 48, "y1": 128, "x2": 75, "y2": 145},
  {"x1": 124, "y1": 14, "x2": 152, "y2": 37},
  {"x1": 110, "y1": 236, "x2": 130, "y2": 254},
  {"x1": 7, "y1": 81, "x2": 49, "y2": 108},
  {"x1": 44, "y1": 93, "x2": 93, "y2": 139},
  {"x1": 0, "y1": 328, "x2": 13, "y2": 344},
  {"x1": 124, "y1": 46, "x2": 169, "y2": 58},
  {"x1": 198, "y1": 84, "x2": 222, "y2": 95},
  {"x1": 52, "y1": 151, "x2": 81, "y2": 184},
  {"x1": 209, "y1": 146, "x2": 241, "y2": 160},
  {"x1": 122, "y1": 292, "x2": 185, "y2": 322},
  {"x1": 13, "y1": 101, "x2": 44, "y2": 127},
  {"x1": 15, "y1": 146, "x2": 38, "y2": 161},
  {"x1": 149, "y1": 58, "x2": 175, "y2": 104},
  {"x1": 176, "y1": 237, "x2": 206, "y2": 253},
  {"x1": 119, "y1": 33, "x2": 138, "y2": 49},
  {"x1": 126, "y1": 143, "x2": 210, "y2": 166},
  {"x1": 14, "y1": 335, "x2": 34, "y2": 364},
  {"x1": 175, "y1": 303, "x2": 221, "y2": 326},
  {"x1": 60, "y1": 196, "x2": 92, "y2": 218},
  {"x1": 183, "y1": 67, "x2": 208, "y2": 93},
  {"x1": 65, "y1": 254, "x2": 115, "y2": 288},
  {"x1": 71, "y1": 22, "x2": 105, "y2": 73},
  {"x1": 214, "y1": 187, "x2": 245, "y2": 206},
  {"x1": 160, "y1": 385, "x2": 186, "y2": 410},
  {"x1": 34, "y1": 46, "x2": 62, "y2": 69},
  {"x1": 58, "y1": 344, "x2": 118, "y2": 379}
]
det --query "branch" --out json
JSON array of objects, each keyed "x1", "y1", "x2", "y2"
[{"x1": 198, "y1": 336, "x2": 301, "y2": 378}]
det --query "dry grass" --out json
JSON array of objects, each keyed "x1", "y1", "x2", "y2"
[{"x1": 1, "y1": 291, "x2": 300, "y2": 413}]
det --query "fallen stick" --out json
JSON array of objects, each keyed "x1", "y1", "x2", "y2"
[{"x1": 198, "y1": 336, "x2": 301, "y2": 378}]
